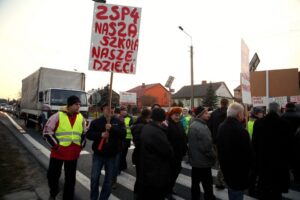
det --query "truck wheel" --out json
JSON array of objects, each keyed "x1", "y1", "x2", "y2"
[
  {"x1": 25, "y1": 118, "x2": 34, "y2": 128},
  {"x1": 38, "y1": 114, "x2": 46, "y2": 133}
]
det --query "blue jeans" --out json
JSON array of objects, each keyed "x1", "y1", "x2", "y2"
[
  {"x1": 113, "y1": 152, "x2": 121, "y2": 180},
  {"x1": 90, "y1": 154, "x2": 115, "y2": 200},
  {"x1": 228, "y1": 187, "x2": 244, "y2": 200}
]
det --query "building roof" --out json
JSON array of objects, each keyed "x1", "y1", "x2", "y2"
[
  {"x1": 172, "y1": 82, "x2": 225, "y2": 99},
  {"x1": 127, "y1": 83, "x2": 167, "y2": 97},
  {"x1": 234, "y1": 85, "x2": 241, "y2": 91}
]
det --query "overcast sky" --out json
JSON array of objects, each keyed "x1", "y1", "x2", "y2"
[{"x1": 0, "y1": 0, "x2": 299, "y2": 99}]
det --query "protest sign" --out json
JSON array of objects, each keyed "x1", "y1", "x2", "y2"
[{"x1": 89, "y1": 3, "x2": 142, "y2": 74}]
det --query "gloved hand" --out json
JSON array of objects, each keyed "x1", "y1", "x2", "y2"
[{"x1": 102, "y1": 131, "x2": 109, "y2": 139}]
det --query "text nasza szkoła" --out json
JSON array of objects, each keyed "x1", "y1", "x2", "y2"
[{"x1": 91, "y1": 5, "x2": 141, "y2": 74}]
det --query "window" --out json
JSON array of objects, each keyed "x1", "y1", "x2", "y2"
[
  {"x1": 50, "y1": 89, "x2": 87, "y2": 106},
  {"x1": 38, "y1": 92, "x2": 43, "y2": 102}
]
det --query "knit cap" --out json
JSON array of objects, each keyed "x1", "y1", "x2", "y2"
[
  {"x1": 194, "y1": 106, "x2": 206, "y2": 117},
  {"x1": 168, "y1": 107, "x2": 182, "y2": 117},
  {"x1": 67, "y1": 95, "x2": 81, "y2": 106}
]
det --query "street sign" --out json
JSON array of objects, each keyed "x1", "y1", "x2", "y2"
[
  {"x1": 249, "y1": 52, "x2": 260, "y2": 72},
  {"x1": 165, "y1": 76, "x2": 175, "y2": 88}
]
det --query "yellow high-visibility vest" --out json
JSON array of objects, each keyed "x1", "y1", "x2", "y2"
[
  {"x1": 56, "y1": 112, "x2": 83, "y2": 147},
  {"x1": 184, "y1": 115, "x2": 191, "y2": 134},
  {"x1": 124, "y1": 116, "x2": 132, "y2": 139},
  {"x1": 247, "y1": 119, "x2": 255, "y2": 140}
]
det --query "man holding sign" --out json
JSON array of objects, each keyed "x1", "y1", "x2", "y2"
[
  {"x1": 86, "y1": 103, "x2": 126, "y2": 200},
  {"x1": 87, "y1": 2, "x2": 141, "y2": 199}
]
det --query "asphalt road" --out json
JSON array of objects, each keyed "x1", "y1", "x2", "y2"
[
  {"x1": 1, "y1": 111, "x2": 300, "y2": 200},
  {"x1": 0, "y1": 113, "x2": 49, "y2": 200}
]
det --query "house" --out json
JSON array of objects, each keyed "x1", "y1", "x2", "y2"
[
  {"x1": 127, "y1": 83, "x2": 171, "y2": 108},
  {"x1": 172, "y1": 81, "x2": 233, "y2": 108}
]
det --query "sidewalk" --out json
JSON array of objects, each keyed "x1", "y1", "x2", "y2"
[{"x1": 0, "y1": 116, "x2": 51, "y2": 200}]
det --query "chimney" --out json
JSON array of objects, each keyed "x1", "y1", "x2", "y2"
[{"x1": 202, "y1": 80, "x2": 207, "y2": 85}]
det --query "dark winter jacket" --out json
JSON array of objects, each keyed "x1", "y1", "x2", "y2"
[
  {"x1": 281, "y1": 111, "x2": 300, "y2": 134},
  {"x1": 208, "y1": 107, "x2": 227, "y2": 144},
  {"x1": 252, "y1": 112, "x2": 293, "y2": 192},
  {"x1": 131, "y1": 117, "x2": 148, "y2": 165},
  {"x1": 138, "y1": 121, "x2": 173, "y2": 190},
  {"x1": 217, "y1": 117, "x2": 253, "y2": 190},
  {"x1": 86, "y1": 115, "x2": 126, "y2": 157},
  {"x1": 167, "y1": 117, "x2": 187, "y2": 162}
]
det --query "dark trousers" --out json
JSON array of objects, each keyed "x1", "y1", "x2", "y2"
[
  {"x1": 248, "y1": 169, "x2": 259, "y2": 197},
  {"x1": 191, "y1": 167, "x2": 215, "y2": 200},
  {"x1": 137, "y1": 184, "x2": 166, "y2": 200},
  {"x1": 168, "y1": 160, "x2": 182, "y2": 194},
  {"x1": 47, "y1": 157, "x2": 77, "y2": 200},
  {"x1": 120, "y1": 139, "x2": 131, "y2": 171},
  {"x1": 259, "y1": 189, "x2": 282, "y2": 200},
  {"x1": 133, "y1": 163, "x2": 139, "y2": 195}
]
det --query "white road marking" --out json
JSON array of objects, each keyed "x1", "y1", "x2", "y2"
[
  {"x1": 181, "y1": 161, "x2": 300, "y2": 199},
  {"x1": 129, "y1": 144, "x2": 135, "y2": 150},
  {"x1": 80, "y1": 150, "x2": 90, "y2": 155},
  {"x1": 4, "y1": 113, "x2": 26, "y2": 133}
]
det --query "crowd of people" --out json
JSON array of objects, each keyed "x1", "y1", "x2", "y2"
[{"x1": 42, "y1": 95, "x2": 300, "y2": 200}]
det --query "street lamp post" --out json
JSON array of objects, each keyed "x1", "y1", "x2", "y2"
[{"x1": 179, "y1": 26, "x2": 194, "y2": 109}]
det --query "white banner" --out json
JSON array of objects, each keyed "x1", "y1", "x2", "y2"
[
  {"x1": 119, "y1": 91, "x2": 136, "y2": 104},
  {"x1": 269, "y1": 96, "x2": 287, "y2": 108},
  {"x1": 241, "y1": 73, "x2": 252, "y2": 104},
  {"x1": 240, "y1": 39, "x2": 251, "y2": 104},
  {"x1": 252, "y1": 96, "x2": 288, "y2": 108},
  {"x1": 290, "y1": 96, "x2": 300, "y2": 103},
  {"x1": 252, "y1": 96, "x2": 267, "y2": 107}
]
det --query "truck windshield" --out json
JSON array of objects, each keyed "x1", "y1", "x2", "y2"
[{"x1": 50, "y1": 89, "x2": 87, "y2": 106}]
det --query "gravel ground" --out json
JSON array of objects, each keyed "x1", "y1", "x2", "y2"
[{"x1": 0, "y1": 120, "x2": 49, "y2": 200}]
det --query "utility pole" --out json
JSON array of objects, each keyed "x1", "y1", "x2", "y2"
[{"x1": 179, "y1": 26, "x2": 194, "y2": 109}]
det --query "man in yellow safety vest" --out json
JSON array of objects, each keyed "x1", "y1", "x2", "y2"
[
  {"x1": 247, "y1": 107, "x2": 264, "y2": 140},
  {"x1": 43, "y1": 95, "x2": 87, "y2": 200},
  {"x1": 119, "y1": 106, "x2": 134, "y2": 171}
]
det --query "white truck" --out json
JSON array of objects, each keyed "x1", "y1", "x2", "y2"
[{"x1": 20, "y1": 67, "x2": 88, "y2": 128}]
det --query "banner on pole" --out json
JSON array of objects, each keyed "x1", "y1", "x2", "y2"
[
  {"x1": 240, "y1": 39, "x2": 251, "y2": 104},
  {"x1": 89, "y1": 3, "x2": 142, "y2": 74},
  {"x1": 119, "y1": 91, "x2": 136, "y2": 105}
]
